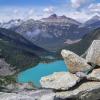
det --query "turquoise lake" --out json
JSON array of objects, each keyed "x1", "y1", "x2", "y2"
[{"x1": 18, "y1": 60, "x2": 67, "y2": 87}]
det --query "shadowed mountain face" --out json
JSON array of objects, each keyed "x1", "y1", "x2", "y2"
[
  {"x1": 63, "y1": 28, "x2": 100, "y2": 55},
  {"x1": 0, "y1": 28, "x2": 51, "y2": 72}
]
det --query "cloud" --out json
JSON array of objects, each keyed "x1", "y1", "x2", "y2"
[
  {"x1": 64, "y1": 11, "x2": 91, "y2": 22},
  {"x1": 43, "y1": 6, "x2": 55, "y2": 14},
  {"x1": 71, "y1": 0, "x2": 86, "y2": 8},
  {"x1": 0, "y1": 1, "x2": 99, "y2": 23},
  {"x1": 70, "y1": 0, "x2": 94, "y2": 9},
  {"x1": 88, "y1": 3, "x2": 100, "y2": 14},
  {"x1": 0, "y1": 7, "x2": 37, "y2": 22}
]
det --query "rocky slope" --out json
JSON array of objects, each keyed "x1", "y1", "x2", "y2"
[
  {"x1": 0, "y1": 28, "x2": 52, "y2": 90},
  {"x1": 63, "y1": 28, "x2": 100, "y2": 55},
  {"x1": 0, "y1": 28, "x2": 53, "y2": 75}
]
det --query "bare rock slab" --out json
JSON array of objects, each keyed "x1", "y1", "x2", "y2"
[
  {"x1": 86, "y1": 40, "x2": 100, "y2": 66},
  {"x1": 40, "y1": 72, "x2": 80, "y2": 90},
  {"x1": 87, "y1": 68, "x2": 100, "y2": 81},
  {"x1": 56, "y1": 82, "x2": 100, "y2": 100},
  {"x1": 61, "y1": 50, "x2": 93, "y2": 74}
]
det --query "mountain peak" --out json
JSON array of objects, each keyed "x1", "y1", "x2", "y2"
[
  {"x1": 59, "y1": 15, "x2": 67, "y2": 19},
  {"x1": 85, "y1": 15, "x2": 100, "y2": 25},
  {"x1": 92, "y1": 15, "x2": 100, "y2": 20},
  {"x1": 40, "y1": 14, "x2": 80, "y2": 25},
  {"x1": 48, "y1": 14, "x2": 67, "y2": 19},
  {"x1": 48, "y1": 14, "x2": 58, "y2": 19}
]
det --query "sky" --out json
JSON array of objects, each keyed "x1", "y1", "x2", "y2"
[{"x1": 0, "y1": 0, "x2": 100, "y2": 22}]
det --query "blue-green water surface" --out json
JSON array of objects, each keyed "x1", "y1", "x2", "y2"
[{"x1": 18, "y1": 60, "x2": 67, "y2": 86}]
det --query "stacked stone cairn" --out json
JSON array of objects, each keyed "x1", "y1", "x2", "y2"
[{"x1": 40, "y1": 40, "x2": 100, "y2": 100}]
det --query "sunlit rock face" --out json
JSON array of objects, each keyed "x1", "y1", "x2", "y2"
[
  {"x1": 87, "y1": 68, "x2": 100, "y2": 81},
  {"x1": 40, "y1": 72, "x2": 80, "y2": 90},
  {"x1": 86, "y1": 40, "x2": 100, "y2": 66},
  {"x1": 61, "y1": 50, "x2": 93, "y2": 74}
]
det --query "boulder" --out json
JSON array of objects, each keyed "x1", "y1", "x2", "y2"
[
  {"x1": 56, "y1": 82, "x2": 100, "y2": 100},
  {"x1": 40, "y1": 93, "x2": 55, "y2": 100},
  {"x1": 87, "y1": 68, "x2": 100, "y2": 81},
  {"x1": 61, "y1": 49, "x2": 93, "y2": 74},
  {"x1": 40, "y1": 72, "x2": 80, "y2": 90},
  {"x1": 76, "y1": 72, "x2": 87, "y2": 78},
  {"x1": 86, "y1": 40, "x2": 100, "y2": 66}
]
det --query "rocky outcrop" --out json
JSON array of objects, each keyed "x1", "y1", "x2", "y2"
[
  {"x1": 86, "y1": 40, "x2": 100, "y2": 66},
  {"x1": 0, "y1": 59, "x2": 15, "y2": 76},
  {"x1": 55, "y1": 82, "x2": 100, "y2": 100},
  {"x1": 87, "y1": 68, "x2": 100, "y2": 81},
  {"x1": 61, "y1": 50, "x2": 92, "y2": 74},
  {"x1": 0, "y1": 89, "x2": 54, "y2": 100},
  {"x1": 0, "y1": 82, "x2": 100, "y2": 100},
  {"x1": 40, "y1": 72, "x2": 80, "y2": 90},
  {"x1": 39, "y1": 41, "x2": 100, "y2": 99},
  {"x1": 5, "y1": 83, "x2": 35, "y2": 92}
]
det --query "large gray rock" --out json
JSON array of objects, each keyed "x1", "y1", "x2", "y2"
[
  {"x1": 0, "y1": 89, "x2": 54, "y2": 100},
  {"x1": 87, "y1": 68, "x2": 100, "y2": 81},
  {"x1": 40, "y1": 72, "x2": 80, "y2": 90},
  {"x1": 61, "y1": 50, "x2": 93, "y2": 74},
  {"x1": 56, "y1": 82, "x2": 100, "y2": 100},
  {"x1": 0, "y1": 82, "x2": 100, "y2": 100},
  {"x1": 86, "y1": 40, "x2": 100, "y2": 66},
  {"x1": 40, "y1": 93, "x2": 55, "y2": 100}
]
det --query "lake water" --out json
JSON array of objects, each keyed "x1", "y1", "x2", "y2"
[{"x1": 18, "y1": 60, "x2": 67, "y2": 87}]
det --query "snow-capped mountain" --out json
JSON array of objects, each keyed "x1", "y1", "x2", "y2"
[{"x1": 0, "y1": 19, "x2": 23, "y2": 29}]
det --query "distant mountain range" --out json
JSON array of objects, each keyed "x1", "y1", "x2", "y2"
[{"x1": 0, "y1": 14, "x2": 100, "y2": 51}]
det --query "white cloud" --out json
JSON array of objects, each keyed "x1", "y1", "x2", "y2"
[
  {"x1": 70, "y1": 0, "x2": 95, "y2": 9},
  {"x1": 88, "y1": 3, "x2": 100, "y2": 13},
  {"x1": 63, "y1": 11, "x2": 91, "y2": 22},
  {"x1": 0, "y1": 7, "x2": 37, "y2": 22},
  {"x1": 43, "y1": 6, "x2": 55, "y2": 14},
  {"x1": 0, "y1": 2, "x2": 100, "y2": 23},
  {"x1": 71, "y1": 0, "x2": 86, "y2": 8}
]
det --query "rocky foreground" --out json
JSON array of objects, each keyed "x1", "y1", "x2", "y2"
[{"x1": 0, "y1": 40, "x2": 100, "y2": 100}]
